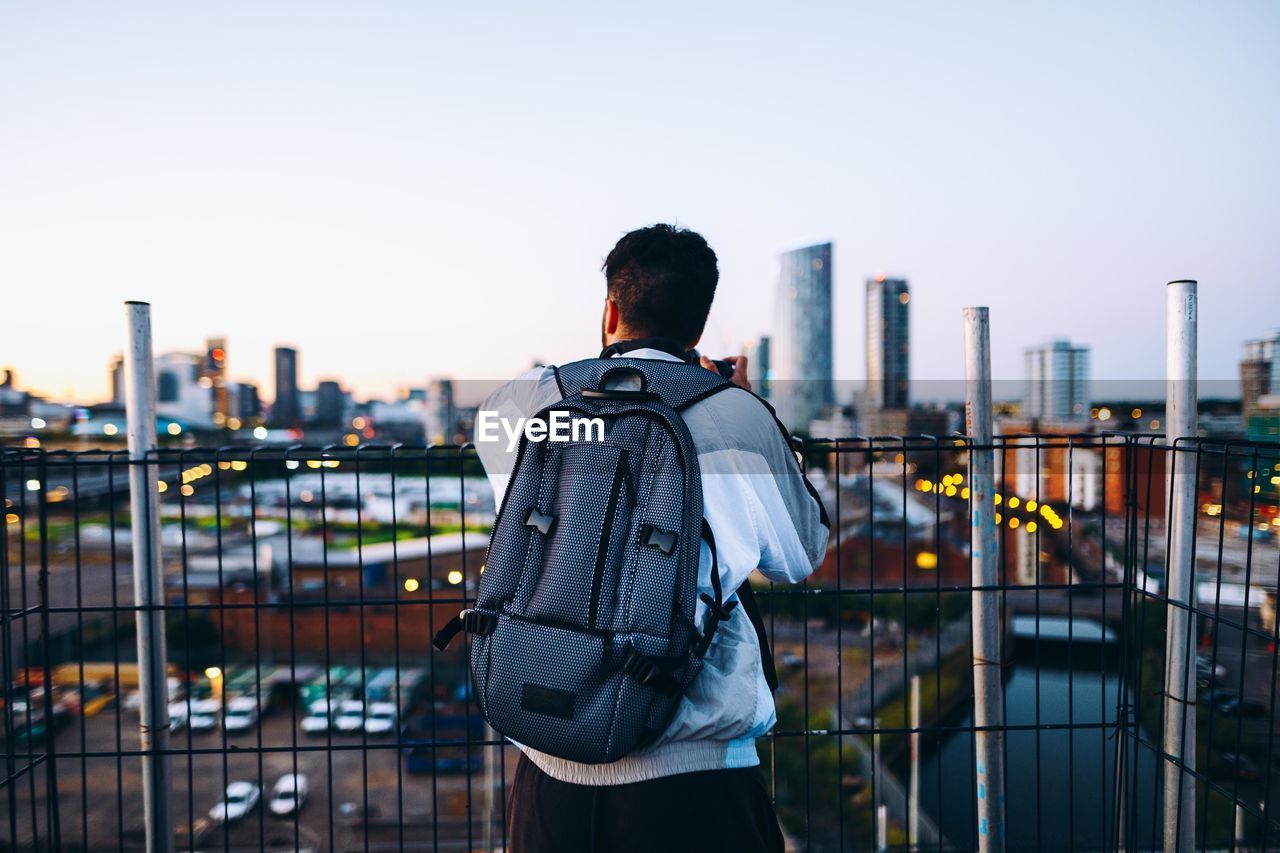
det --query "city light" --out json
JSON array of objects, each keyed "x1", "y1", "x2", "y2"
[
  {"x1": 1097, "y1": 407, "x2": 1112, "y2": 421},
  {"x1": 25, "y1": 479, "x2": 40, "y2": 491},
  {"x1": 103, "y1": 423, "x2": 118, "y2": 436},
  {"x1": 253, "y1": 426, "x2": 268, "y2": 440},
  {"x1": 404, "y1": 578, "x2": 420, "y2": 592},
  {"x1": 30, "y1": 417, "x2": 46, "y2": 429},
  {"x1": 447, "y1": 570, "x2": 464, "y2": 585},
  {"x1": 915, "y1": 551, "x2": 938, "y2": 570},
  {"x1": 167, "y1": 422, "x2": 182, "y2": 435},
  {"x1": 157, "y1": 481, "x2": 168, "y2": 493}
]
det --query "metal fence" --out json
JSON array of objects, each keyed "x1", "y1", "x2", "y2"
[{"x1": 2, "y1": 434, "x2": 1279, "y2": 851}]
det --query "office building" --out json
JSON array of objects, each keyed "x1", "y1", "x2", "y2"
[
  {"x1": 272, "y1": 346, "x2": 300, "y2": 428},
  {"x1": 109, "y1": 354, "x2": 125, "y2": 406},
  {"x1": 1241, "y1": 332, "x2": 1280, "y2": 441},
  {"x1": 201, "y1": 337, "x2": 229, "y2": 424},
  {"x1": 233, "y1": 382, "x2": 261, "y2": 422},
  {"x1": 1023, "y1": 340, "x2": 1090, "y2": 420},
  {"x1": 424, "y1": 378, "x2": 455, "y2": 445},
  {"x1": 747, "y1": 336, "x2": 771, "y2": 400},
  {"x1": 155, "y1": 352, "x2": 212, "y2": 427},
  {"x1": 314, "y1": 380, "x2": 346, "y2": 428},
  {"x1": 772, "y1": 242, "x2": 833, "y2": 430},
  {"x1": 865, "y1": 276, "x2": 910, "y2": 410}
]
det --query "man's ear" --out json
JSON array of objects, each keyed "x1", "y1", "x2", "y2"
[{"x1": 603, "y1": 299, "x2": 621, "y2": 337}]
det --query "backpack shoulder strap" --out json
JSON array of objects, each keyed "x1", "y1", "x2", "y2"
[
  {"x1": 735, "y1": 580, "x2": 778, "y2": 691},
  {"x1": 554, "y1": 357, "x2": 735, "y2": 410}
]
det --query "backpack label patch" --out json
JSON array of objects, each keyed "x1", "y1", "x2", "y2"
[{"x1": 521, "y1": 683, "x2": 575, "y2": 720}]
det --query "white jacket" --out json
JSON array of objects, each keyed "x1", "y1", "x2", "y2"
[{"x1": 475, "y1": 348, "x2": 829, "y2": 784}]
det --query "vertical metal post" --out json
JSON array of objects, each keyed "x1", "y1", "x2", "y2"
[
  {"x1": 1162, "y1": 280, "x2": 1198, "y2": 852},
  {"x1": 964, "y1": 306, "x2": 1005, "y2": 851},
  {"x1": 124, "y1": 301, "x2": 174, "y2": 853},
  {"x1": 909, "y1": 673, "x2": 921, "y2": 850},
  {"x1": 484, "y1": 730, "x2": 498, "y2": 851},
  {"x1": 873, "y1": 729, "x2": 883, "y2": 847}
]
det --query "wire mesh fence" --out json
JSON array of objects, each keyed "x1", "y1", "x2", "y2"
[{"x1": 1, "y1": 435, "x2": 1278, "y2": 851}]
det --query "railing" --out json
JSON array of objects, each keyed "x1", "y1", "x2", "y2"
[{"x1": 2, "y1": 435, "x2": 1278, "y2": 851}]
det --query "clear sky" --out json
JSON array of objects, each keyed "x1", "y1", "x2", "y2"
[{"x1": 1, "y1": 1, "x2": 1277, "y2": 404}]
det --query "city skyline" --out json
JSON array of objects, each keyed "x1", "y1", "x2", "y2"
[{"x1": 2, "y1": 2, "x2": 1276, "y2": 403}]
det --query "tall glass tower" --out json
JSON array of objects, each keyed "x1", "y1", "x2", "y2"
[
  {"x1": 272, "y1": 346, "x2": 301, "y2": 428},
  {"x1": 865, "y1": 276, "x2": 910, "y2": 410},
  {"x1": 773, "y1": 242, "x2": 833, "y2": 430}
]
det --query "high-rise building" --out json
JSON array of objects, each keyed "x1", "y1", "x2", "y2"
[
  {"x1": 1241, "y1": 332, "x2": 1280, "y2": 441},
  {"x1": 201, "y1": 337, "x2": 229, "y2": 425},
  {"x1": 272, "y1": 346, "x2": 300, "y2": 428},
  {"x1": 314, "y1": 380, "x2": 345, "y2": 427},
  {"x1": 772, "y1": 243, "x2": 833, "y2": 430},
  {"x1": 109, "y1": 354, "x2": 125, "y2": 406},
  {"x1": 865, "y1": 276, "x2": 910, "y2": 411},
  {"x1": 746, "y1": 336, "x2": 771, "y2": 400},
  {"x1": 155, "y1": 352, "x2": 211, "y2": 426},
  {"x1": 424, "y1": 378, "x2": 456, "y2": 445},
  {"x1": 233, "y1": 382, "x2": 261, "y2": 421},
  {"x1": 1023, "y1": 339, "x2": 1090, "y2": 420}
]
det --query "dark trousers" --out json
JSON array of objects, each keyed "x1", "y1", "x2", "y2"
[{"x1": 506, "y1": 752, "x2": 785, "y2": 853}]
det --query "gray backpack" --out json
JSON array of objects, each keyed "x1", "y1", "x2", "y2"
[{"x1": 434, "y1": 357, "x2": 774, "y2": 763}]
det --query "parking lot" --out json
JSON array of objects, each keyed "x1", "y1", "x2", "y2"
[{"x1": 2, "y1": 693, "x2": 513, "y2": 851}]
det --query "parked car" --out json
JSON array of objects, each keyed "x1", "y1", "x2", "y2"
[
  {"x1": 188, "y1": 698, "x2": 221, "y2": 733},
  {"x1": 334, "y1": 700, "x2": 365, "y2": 733},
  {"x1": 301, "y1": 699, "x2": 336, "y2": 736},
  {"x1": 1195, "y1": 655, "x2": 1226, "y2": 691},
  {"x1": 1215, "y1": 696, "x2": 1269, "y2": 718},
  {"x1": 223, "y1": 696, "x2": 260, "y2": 733},
  {"x1": 1219, "y1": 751, "x2": 1264, "y2": 782},
  {"x1": 364, "y1": 702, "x2": 398, "y2": 736},
  {"x1": 268, "y1": 773, "x2": 308, "y2": 817},
  {"x1": 124, "y1": 677, "x2": 184, "y2": 713},
  {"x1": 167, "y1": 699, "x2": 189, "y2": 732},
  {"x1": 209, "y1": 781, "x2": 260, "y2": 823}
]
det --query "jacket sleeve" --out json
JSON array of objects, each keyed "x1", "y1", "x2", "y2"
[{"x1": 692, "y1": 392, "x2": 829, "y2": 588}]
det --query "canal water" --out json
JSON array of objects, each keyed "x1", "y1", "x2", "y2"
[{"x1": 917, "y1": 661, "x2": 1158, "y2": 850}]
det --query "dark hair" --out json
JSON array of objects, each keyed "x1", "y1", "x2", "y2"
[{"x1": 603, "y1": 224, "x2": 719, "y2": 345}]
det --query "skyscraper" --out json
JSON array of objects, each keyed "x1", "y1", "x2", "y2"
[
  {"x1": 273, "y1": 346, "x2": 300, "y2": 428},
  {"x1": 772, "y1": 243, "x2": 833, "y2": 430},
  {"x1": 424, "y1": 378, "x2": 455, "y2": 445},
  {"x1": 109, "y1": 354, "x2": 125, "y2": 406},
  {"x1": 865, "y1": 276, "x2": 910, "y2": 411},
  {"x1": 233, "y1": 382, "x2": 261, "y2": 421},
  {"x1": 314, "y1": 380, "x2": 345, "y2": 428},
  {"x1": 201, "y1": 337, "x2": 229, "y2": 424},
  {"x1": 1241, "y1": 332, "x2": 1280, "y2": 440},
  {"x1": 747, "y1": 336, "x2": 771, "y2": 400},
  {"x1": 1023, "y1": 339, "x2": 1090, "y2": 420}
]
